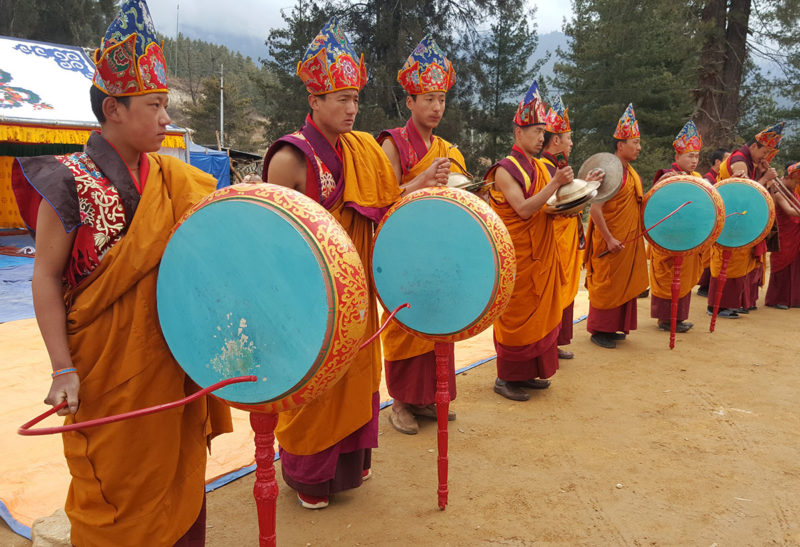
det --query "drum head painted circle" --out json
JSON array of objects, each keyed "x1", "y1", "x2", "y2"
[
  {"x1": 372, "y1": 187, "x2": 516, "y2": 343},
  {"x1": 157, "y1": 184, "x2": 368, "y2": 413},
  {"x1": 715, "y1": 178, "x2": 775, "y2": 248},
  {"x1": 642, "y1": 175, "x2": 724, "y2": 254}
]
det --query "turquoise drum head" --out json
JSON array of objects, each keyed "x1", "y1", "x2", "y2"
[
  {"x1": 716, "y1": 180, "x2": 774, "y2": 248},
  {"x1": 372, "y1": 190, "x2": 503, "y2": 339},
  {"x1": 643, "y1": 178, "x2": 722, "y2": 253},
  {"x1": 157, "y1": 187, "x2": 359, "y2": 407}
]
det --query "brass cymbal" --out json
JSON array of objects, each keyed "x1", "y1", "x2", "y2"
[{"x1": 578, "y1": 153, "x2": 624, "y2": 203}]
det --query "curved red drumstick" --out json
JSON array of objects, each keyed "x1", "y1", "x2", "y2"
[
  {"x1": 598, "y1": 201, "x2": 692, "y2": 258},
  {"x1": 359, "y1": 302, "x2": 411, "y2": 349},
  {"x1": 18, "y1": 375, "x2": 257, "y2": 436}
]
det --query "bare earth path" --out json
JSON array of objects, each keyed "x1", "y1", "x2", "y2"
[{"x1": 4, "y1": 289, "x2": 800, "y2": 545}]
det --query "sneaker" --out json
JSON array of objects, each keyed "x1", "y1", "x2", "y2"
[
  {"x1": 362, "y1": 468, "x2": 372, "y2": 481},
  {"x1": 774, "y1": 304, "x2": 789, "y2": 310},
  {"x1": 298, "y1": 492, "x2": 329, "y2": 509},
  {"x1": 590, "y1": 333, "x2": 616, "y2": 348},
  {"x1": 733, "y1": 307, "x2": 749, "y2": 315},
  {"x1": 707, "y1": 307, "x2": 739, "y2": 318},
  {"x1": 657, "y1": 321, "x2": 693, "y2": 333},
  {"x1": 557, "y1": 348, "x2": 574, "y2": 359}
]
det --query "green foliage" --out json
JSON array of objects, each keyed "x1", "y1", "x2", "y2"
[{"x1": 0, "y1": 0, "x2": 116, "y2": 47}]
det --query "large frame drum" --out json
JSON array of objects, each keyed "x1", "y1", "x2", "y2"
[
  {"x1": 157, "y1": 183, "x2": 369, "y2": 414},
  {"x1": 371, "y1": 186, "x2": 516, "y2": 509},
  {"x1": 642, "y1": 175, "x2": 725, "y2": 255}
]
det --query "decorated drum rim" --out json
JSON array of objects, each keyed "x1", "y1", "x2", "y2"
[
  {"x1": 161, "y1": 183, "x2": 368, "y2": 413},
  {"x1": 714, "y1": 177, "x2": 776, "y2": 249},
  {"x1": 372, "y1": 186, "x2": 516, "y2": 343},
  {"x1": 642, "y1": 174, "x2": 725, "y2": 256}
]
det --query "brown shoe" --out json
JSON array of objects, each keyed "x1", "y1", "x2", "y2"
[
  {"x1": 557, "y1": 348, "x2": 574, "y2": 359},
  {"x1": 411, "y1": 403, "x2": 456, "y2": 421},
  {"x1": 388, "y1": 407, "x2": 419, "y2": 435},
  {"x1": 512, "y1": 378, "x2": 551, "y2": 390},
  {"x1": 493, "y1": 379, "x2": 530, "y2": 401}
]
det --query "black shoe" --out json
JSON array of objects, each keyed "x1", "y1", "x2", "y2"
[
  {"x1": 657, "y1": 321, "x2": 692, "y2": 333},
  {"x1": 511, "y1": 378, "x2": 551, "y2": 390},
  {"x1": 697, "y1": 287, "x2": 709, "y2": 297},
  {"x1": 638, "y1": 288, "x2": 650, "y2": 298},
  {"x1": 590, "y1": 333, "x2": 616, "y2": 348},
  {"x1": 708, "y1": 307, "x2": 739, "y2": 318},
  {"x1": 748, "y1": 306, "x2": 757, "y2": 311},
  {"x1": 775, "y1": 304, "x2": 789, "y2": 310},
  {"x1": 733, "y1": 307, "x2": 749, "y2": 315},
  {"x1": 611, "y1": 332, "x2": 627, "y2": 340},
  {"x1": 494, "y1": 379, "x2": 530, "y2": 401}
]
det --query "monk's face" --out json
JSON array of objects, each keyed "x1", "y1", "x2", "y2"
[
  {"x1": 516, "y1": 124, "x2": 546, "y2": 156},
  {"x1": 551, "y1": 132, "x2": 573, "y2": 157},
  {"x1": 675, "y1": 151, "x2": 700, "y2": 173},
  {"x1": 309, "y1": 89, "x2": 359, "y2": 135},
  {"x1": 407, "y1": 92, "x2": 446, "y2": 132},
  {"x1": 749, "y1": 142, "x2": 775, "y2": 163},
  {"x1": 110, "y1": 93, "x2": 171, "y2": 153},
  {"x1": 617, "y1": 138, "x2": 641, "y2": 162}
]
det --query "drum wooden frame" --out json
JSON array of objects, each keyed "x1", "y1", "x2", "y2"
[
  {"x1": 157, "y1": 183, "x2": 369, "y2": 414},
  {"x1": 714, "y1": 177, "x2": 775, "y2": 249}
]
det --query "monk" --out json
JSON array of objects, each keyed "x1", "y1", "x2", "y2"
[
  {"x1": 584, "y1": 104, "x2": 648, "y2": 348},
  {"x1": 696, "y1": 149, "x2": 730, "y2": 296},
  {"x1": 703, "y1": 148, "x2": 729, "y2": 186},
  {"x1": 709, "y1": 122, "x2": 782, "y2": 318},
  {"x1": 263, "y1": 18, "x2": 438, "y2": 509},
  {"x1": 765, "y1": 162, "x2": 800, "y2": 308},
  {"x1": 378, "y1": 35, "x2": 460, "y2": 435},
  {"x1": 485, "y1": 80, "x2": 571, "y2": 402},
  {"x1": 540, "y1": 95, "x2": 582, "y2": 360},
  {"x1": 648, "y1": 121, "x2": 706, "y2": 333},
  {"x1": 11, "y1": 2, "x2": 232, "y2": 544}
]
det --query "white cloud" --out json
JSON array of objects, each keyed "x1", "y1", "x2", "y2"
[{"x1": 146, "y1": 0, "x2": 295, "y2": 39}]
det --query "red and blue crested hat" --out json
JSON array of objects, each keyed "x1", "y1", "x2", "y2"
[
  {"x1": 92, "y1": 0, "x2": 168, "y2": 97},
  {"x1": 755, "y1": 121, "x2": 785, "y2": 149},
  {"x1": 787, "y1": 161, "x2": 800, "y2": 177},
  {"x1": 297, "y1": 17, "x2": 367, "y2": 95},
  {"x1": 545, "y1": 94, "x2": 571, "y2": 133},
  {"x1": 673, "y1": 120, "x2": 702, "y2": 154},
  {"x1": 613, "y1": 103, "x2": 640, "y2": 140},
  {"x1": 397, "y1": 34, "x2": 456, "y2": 95},
  {"x1": 514, "y1": 80, "x2": 547, "y2": 127}
]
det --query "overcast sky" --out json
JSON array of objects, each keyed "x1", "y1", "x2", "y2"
[{"x1": 146, "y1": 1, "x2": 573, "y2": 48}]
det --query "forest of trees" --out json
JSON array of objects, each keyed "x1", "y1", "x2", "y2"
[{"x1": 2, "y1": 0, "x2": 798, "y2": 186}]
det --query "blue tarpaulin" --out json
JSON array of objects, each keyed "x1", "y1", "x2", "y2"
[
  {"x1": 0, "y1": 233, "x2": 35, "y2": 323},
  {"x1": 188, "y1": 141, "x2": 230, "y2": 189}
]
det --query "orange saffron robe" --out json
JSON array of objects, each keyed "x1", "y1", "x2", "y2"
[
  {"x1": 584, "y1": 163, "x2": 649, "y2": 308},
  {"x1": 62, "y1": 156, "x2": 232, "y2": 546},
  {"x1": 487, "y1": 151, "x2": 564, "y2": 348},
  {"x1": 274, "y1": 131, "x2": 401, "y2": 455},
  {"x1": 378, "y1": 132, "x2": 465, "y2": 361},
  {"x1": 648, "y1": 169, "x2": 705, "y2": 300},
  {"x1": 540, "y1": 155, "x2": 584, "y2": 309}
]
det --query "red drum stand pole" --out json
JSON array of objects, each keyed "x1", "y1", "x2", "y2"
[
  {"x1": 434, "y1": 341, "x2": 452, "y2": 510},
  {"x1": 669, "y1": 255, "x2": 683, "y2": 349},
  {"x1": 250, "y1": 412, "x2": 279, "y2": 547},
  {"x1": 709, "y1": 249, "x2": 732, "y2": 333}
]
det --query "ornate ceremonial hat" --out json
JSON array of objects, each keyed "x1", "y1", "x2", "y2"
[
  {"x1": 92, "y1": 0, "x2": 168, "y2": 97},
  {"x1": 613, "y1": 103, "x2": 640, "y2": 140},
  {"x1": 397, "y1": 34, "x2": 456, "y2": 95},
  {"x1": 673, "y1": 120, "x2": 702, "y2": 154},
  {"x1": 514, "y1": 80, "x2": 547, "y2": 127},
  {"x1": 545, "y1": 95, "x2": 571, "y2": 134},
  {"x1": 755, "y1": 121, "x2": 785, "y2": 149},
  {"x1": 787, "y1": 162, "x2": 800, "y2": 177},
  {"x1": 297, "y1": 17, "x2": 367, "y2": 95}
]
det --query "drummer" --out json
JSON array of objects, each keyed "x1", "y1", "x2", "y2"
[
  {"x1": 483, "y1": 80, "x2": 571, "y2": 401},
  {"x1": 10, "y1": 1, "x2": 233, "y2": 543},
  {"x1": 583, "y1": 104, "x2": 649, "y2": 348},
  {"x1": 540, "y1": 95, "x2": 582, "y2": 360},
  {"x1": 377, "y1": 34, "x2": 460, "y2": 435},
  {"x1": 764, "y1": 162, "x2": 800, "y2": 309},
  {"x1": 708, "y1": 122, "x2": 783, "y2": 318},
  {"x1": 698, "y1": 149, "x2": 730, "y2": 296},
  {"x1": 647, "y1": 121, "x2": 706, "y2": 333},
  {"x1": 263, "y1": 18, "x2": 407, "y2": 510}
]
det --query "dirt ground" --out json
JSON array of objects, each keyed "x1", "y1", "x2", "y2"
[{"x1": 4, "y1": 288, "x2": 800, "y2": 546}]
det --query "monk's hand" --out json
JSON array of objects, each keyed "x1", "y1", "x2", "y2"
[
  {"x1": 425, "y1": 157, "x2": 451, "y2": 187},
  {"x1": 586, "y1": 168, "x2": 605, "y2": 183},
  {"x1": 552, "y1": 166, "x2": 574, "y2": 187},
  {"x1": 759, "y1": 167, "x2": 778, "y2": 185},
  {"x1": 605, "y1": 236, "x2": 624, "y2": 254},
  {"x1": 45, "y1": 369, "x2": 80, "y2": 416}
]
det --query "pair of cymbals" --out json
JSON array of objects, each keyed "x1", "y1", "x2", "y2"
[{"x1": 545, "y1": 186, "x2": 599, "y2": 215}]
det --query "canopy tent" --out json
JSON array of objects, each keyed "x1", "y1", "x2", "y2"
[
  {"x1": 0, "y1": 35, "x2": 189, "y2": 229},
  {"x1": 189, "y1": 140, "x2": 231, "y2": 189}
]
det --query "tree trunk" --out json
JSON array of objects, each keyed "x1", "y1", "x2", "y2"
[{"x1": 694, "y1": 0, "x2": 752, "y2": 149}]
